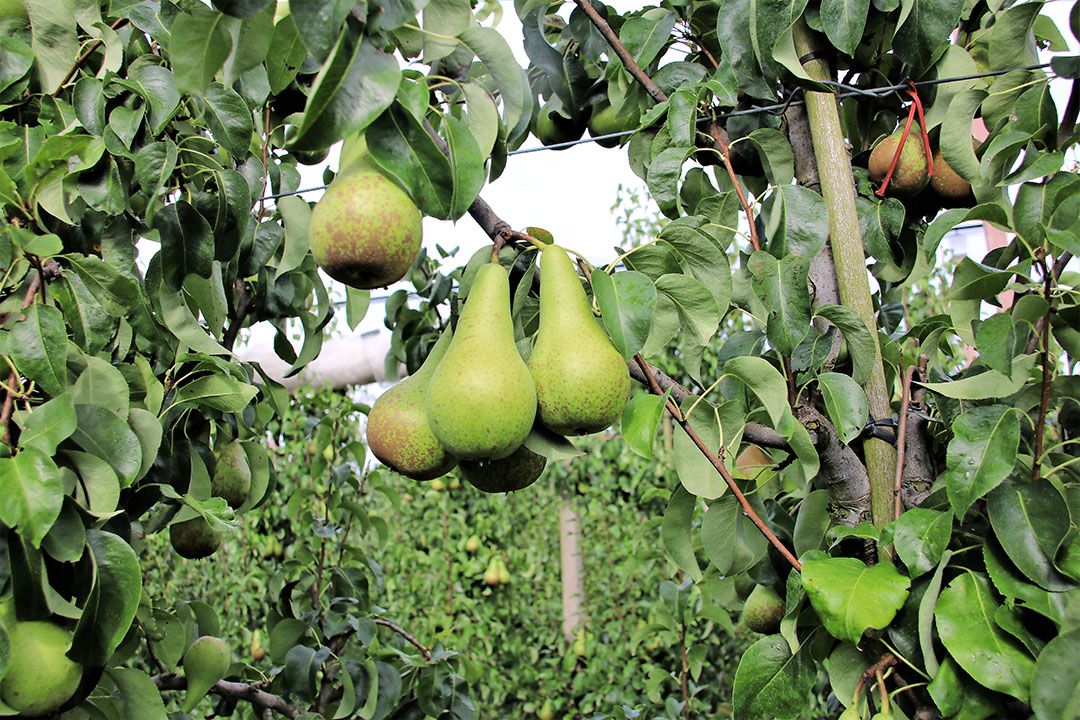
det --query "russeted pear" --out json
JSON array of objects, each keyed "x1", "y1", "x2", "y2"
[
  {"x1": 0, "y1": 621, "x2": 82, "y2": 717},
  {"x1": 427, "y1": 262, "x2": 537, "y2": 460},
  {"x1": 308, "y1": 166, "x2": 422, "y2": 290},
  {"x1": 868, "y1": 127, "x2": 930, "y2": 196},
  {"x1": 366, "y1": 330, "x2": 457, "y2": 481},
  {"x1": 529, "y1": 245, "x2": 630, "y2": 435},
  {"x1": 459, "y1": 443, "x2": 547, "y2": 493},
  {"x1": 930, "y1": 150, "x2": 973, "y2": 201},
  {"x1": 212, "y1": 440, "x2": 251, "y2": 509}
]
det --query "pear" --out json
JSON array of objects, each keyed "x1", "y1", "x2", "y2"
[
  {"x1": 465, "y1": 534, "x2": 481, "y2": 553},
  {"x1": 181, "y1": 636, "x2": 231, "y2": 712},
  {"x1": 170, "y1": 516, "x2": 222, "y2": 560},
  {"x1": 930, "y1": 150, "x2": 973, "y2": 202},
  {"x1": 538, "y1": 700, "x2": 555, "y2": 720},
  {"x1": 366, "y1": 330, "x2": 457, "y2": 480},
  {"x1": 741, "y1": 585, "x2": 785, "y2": 634},
  {"x1": 250, "y1": 629, "x2": 266, "y2": 661},
  {"x1": 497, "y1": 557, "x2": 510, "y2": 584},
  {"x1": 427, "y1": 262, "x2": 537, "y2": 460},
  {"x1": 212, "y1": 440, "x2": 251, "y2": 509},
  {"x1": 588, "y1": 103, "x2": 638, "y2": 148},
  {"x1": 534, "y1": 105, "x2": 585, "y2": 148},
  {"x1": 459, "y1": 444, "x2": 547, "y2": 493},
  {"x1": 868, "y1": 127, "x2": 930, "y2": 196},
  {"x1": 309, "y1": 169, "x2": 422, "y2": 289},
  {"x1": 483, "y1": 556, "x2": 501, "y2": 586},
  {"x1": 0, "y1": 621, "x2": 82, "y2": 717},
  {"x1": 529, "y1": 245, "x2": 630, "y2": 435}
]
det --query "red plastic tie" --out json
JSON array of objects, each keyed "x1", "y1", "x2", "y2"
[{"x1": 874, "y1": 83, "x2": 933, "y2": 197}]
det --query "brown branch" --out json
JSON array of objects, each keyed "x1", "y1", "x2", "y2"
[
  {"x1": 679, "y1": 618, "x2": 690, "y2": 718},
  {"x1": 795, "y1": 405, "x2": 871, "y2": 527},
  {"x1": 1, "y1": 267, "x2": 52, "y2": 445},
  {"x1": 375, "y1": 618, "x2": 432, "y2": 661},
  {"x1": 1026, "y1": 251, "x2": 1071, "y2": 354},
  {"x1": 1059, "y1": 79, "x2": 1080, "y2": 146},
  {"x1": 153, "y1": 673, "x2": 303, "y2": 719},
  {"x1": 852, "y1": 654, "x2": 897, "y2": 707},
  {"x1": 571, "y1": 0, "x2": 668, "y2": 104},
  {"x1": 1033, "y1": 258, "x2": 1054, "y2": 481},
  {"x1": 900, "y1": 356, "x2": 933, "y2": 510},
  {"x1": 893, "y1": 365, "x2": 915, "y2": 519},
  {"x1": 222, "y1": 280, "x2": 252, "y2": 351},
  {"x1": 708, "y1": 124, "x2": 761, "y2": 252},
  {"x1": 53, "y1": 18, "x2": 130, "y2": 96},
  {"x1": 634, "y1": 356, "x2": 803, "y2": 571}
]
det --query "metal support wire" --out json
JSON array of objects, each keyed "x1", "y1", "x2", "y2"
[{"x1": 258, "y1": 62, "x2": 1056, "y2": 203}]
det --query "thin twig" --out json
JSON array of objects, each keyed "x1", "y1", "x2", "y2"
[
  {"x1": 53, "y1": 18, "x2": 130, "y2": 96},
  {"x1": 852, "y1": 654, "x2": 897, "y2": 707},
  {"x1": 1, "y1": 270, "x2": 48, "y2": 445},
  {"x1": 1033, "y1": 258, "x2": 1054, "y2": 481},
  {"x1": 893, "y1": 365, "x2": 915, "y2": 519},
  {"x1": 679, "y1": 617, "x2": 690, "y2": 718},
  {"x1": 708, "y1": 124, "x2": 761, "y2": 252},
  {"x1": 153, "y1": 673, "x2": 303, "y2": 719},
  {"x1": 222, "y1": 280, "x2": 252, "y2": 351},
  {"x1": 572, "y1": 0, "x2": 668, "y2": 104},
  {"x1": 634, "y1": 355, "x2": 802, "y2": 571},
  {"x1": 374, "y1": 618, "x2": 432, "y2": 661}
]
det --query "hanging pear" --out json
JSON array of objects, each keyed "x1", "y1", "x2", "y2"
[
  {"x1": 366, "y1": 330, "x2": 457, "y2": 480},
  {"x1": 528, "y1": 245, "x2": 630, "y2": 435},
  {"x1": 181, "y1": 636, "x2": 231, "y2": 712},
  {"x1": 427, "y1": 262, "x2": 537, "y2": 460},
  {"x1": 459, "y1": 443, "x2": 547, "y2": 493}
]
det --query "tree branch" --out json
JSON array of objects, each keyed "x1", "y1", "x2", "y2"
[
  {"x1": 153, "y1": 673, "x2": 303, "y2": 719},
  {"x1": 707, "y1": 123, "x2": 761, "y2": 252},
  {"x1": 795, "y1": 405, "x2": 871, "y2": 527},
  {"x1": 223, "y1": 280, "x2": 252, "y2": 352},
  {"x1": 375, "y1": 618, "x2": 432, "y2": 661},
  {"x1": 900, "y1": 356, "x2": 933, "y2": 510},
  {"x1": 572, "y1": 0, "x2": 668, "y2": 104},
  {"x1": 53, "y1": 18, "x2": 130, "y2": 96},
  {"x1": 893, "y1": 365, "x2": 915, "y2": 519}
]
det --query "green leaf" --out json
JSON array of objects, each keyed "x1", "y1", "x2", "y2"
[
  {"x1": 816, "y1": 373, "x2": 868, "y2": 445},
  {"x1": 655, "y1": 273, "x2": 720, "y2": 345},
  {"x1": 522, "y1": 424, "x2": 582, "y2": 461},
  {"x1": 159, "y1": 290, "x2": 229, "y2": 356},
  {"x1": 156, "y1": 201, "x2": 215, "y2": 291},
  {"x1": 801, "y1": 557, "x2": 910, "y2": 644},
  {"x1": 949, "y1": 257, "x2": 1014, "y2": 300},
  {"x1": 621, "y1": 393, "x2": 668, "y2": 458},
  {"x1": 0, "y1": 446, "x2": 63, "y2": 548},
  {"x1": 170, "y1": 375, "x2": 258, "y2": 413},
  {"x1": 203, "y1": 84, "x2": 254, "y2": 158},
  {"x1": 70, "y1": 530, "x2": 143, "y2": 667},
  {"x1": 457, "y1": 26, "x2": 530, "y2": 144},
  {"x1": 746, "y1": 129, "x2": 794, "y2": 186},
  {"x1": 10, "y1": 303, "x2": 68, "y2": 396},
  {"x1": 345, "y1": 288, "x2": 370, "y2": 330},
  {"x1": 275, "y1": 196, "x2": 311, "y2": 279},
  {"x1": 169, "y1": 5, "x2": 233, "y2": 95},
  {"x1": 724, "y1": 356, "x2": 788, "y2": 427},
  {"x1": 63, "y1": 254, "x2": 140, "y2": 317},
  {"x1": 71, "y1": 356, "x2": 130, "y2": 419},
  {"x1": 66, "y1": 450, "x2": 120, "y2": 517},
  {"x1": 921, "y1": 353, "x2": 1038, "y2": 400},
  {"x1": 813, "y1": 305, "x2": 875, "y2": 385},
  {"x1": 942, "y1": 405, "x2": 1020, "y2": 518},
  {"x1": 661, "y1": 485, "x2": 702, "y2": 582},
  {"x1": 975, "y1": 313, "x2": 1017, "y2": 377},
  {"x1": 658, "y1": 220, "x2": 732, "y2": 313},
  {"x1": 732, "y1": 634, "x2": 816, "y2": 720},
  {"x1": 673, "y1": 402, "x2": 726, "y2": 499},
  {"x1": 647, "y1": 147, "x2": 690, "y2": 219},
  {"x1": 820, "y1": 0, "x2": 870, "y2": 54},
  {"x1": 988, "y1": 478, "x2": 1074, "y2": 591},
  {"x1": 107, "y1": 668, "x2": 169, "y2": 720},
  {"x1": 748, "y1": 252, "x2": 811, "y2": 356},
  {"x1": 892, "y1": 0, "x2": 964, "y2": 73},
  {"x1": 793, "y1": 489, "x2": 831, "y2": 558},
  {"x1": 762, "y1": 183, "x2": 829, "y2": 260},
  {"x1": 591, "y1": 270, "x2": 657, "y2": 359},
  {"x1": 940, "y1": 90, "x2": 987, "y2": 184},
  {"x1": 888, "y1": 508, "x2": 951, "y2": 578},
  {"x1": 936, "y1": 571, "x2": 1035, "y2": 703},
  {"x1": 619, "y1": 8, "x2": 677, "y2": 68},
  {"x1": 985, "y1": 2, "x2": 1044, "y2": 71},
  {"x1": 701, "y1": 494, "x2": 768, "y2": 575},
  {"x1": 25, "y1": 0, "x2": 80, "y2": 94},
  {"x1": 291, "y1": 33, "x2": 400, "y2": 151},
  {"x1": 1032, "y1": 627, "x2": 1080, "y2": 720},
  {"x1": 366, "y1": 103, "x2": 457, "y2": 220},
  {"x1": 71, "y1": 405, "x2": 143, "y2": 487},
  {"x1": 14, "y1": 393, "x2": 76, "y2": 455}
]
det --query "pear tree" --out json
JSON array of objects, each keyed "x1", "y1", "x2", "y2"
[{"x1": 0, "y1": 0, "x2": 1078, "y2": 718}]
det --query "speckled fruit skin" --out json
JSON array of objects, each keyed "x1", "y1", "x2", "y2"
[
  {"x1": 170, "y1": 517, "x2": 222, "y2": 559},
  {"x1": 460, "y1": 444, "x2": 547, "y2": 493},
  {"x1": 742, "y1": 585, "x2": 785, "y2": 634},
  {"x1": 529, "y1": 245, "x2": 630, "y2": 435},
  {"x1": 309, "y1": 170, "x2": 422, "y2": 289},
  {"x1": 366, "y1": 330, "x2": 457, "y2": 480},
  {"x1": 534, "y1": 105, "x2": 584, "y2": 148},
  {"x1": 868, "y1": 128, "x2": 930, "y2": 196},
  {"x1": 427, "y1": 263, "x2": 537, "y2": 460},
  {"x1": 930, "y1": 150, "x2": 973, "y2": 201},
  {"x1": 0, "y1": 621, "x2": 81, "y2": 717},
  {"x1": 212, "y1": 440, "x2": 251, "y2": 508}
]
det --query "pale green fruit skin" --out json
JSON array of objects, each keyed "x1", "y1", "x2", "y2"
[
  {"x1": 534, "y1": 105, "x2": 584, "y2": 148},
  {"x1": 868, "y1": 128, "x2": 930, "y2": 196},
  {"x1": 366, "y1": 330, "x2": 457, "y2": 480},
  {"x1": 529, "y1": 246, "x2": 630, "y2": 435},
  {"x1": 459, "y1": 443, "x2": 546, "y2": 493},
  {"x1": 742, "y1": 585, "x2": 785, "y2": 634},
  {"x1": 182, "y1": 636, "x2": 231, "y2": 713},
  {"x1": 588, "y1": 104, "x2": 638, "y2": 148},
  {"x1": 427, "y1": 263, "x2": 537, "y2": 460},
  {"x1": 0, "y1": 0, "x2": 27, "y2": 20},
  {"x1": 212, "y1": 440, "x2": 252, "y2": 508},
  {"x1": 309, "y1": 171, "x2": 422, "y2": 289},
  {"x1": 170, "y1": 516, "x2": 222, "y2": 559},
  {"x1": 0, "y1": 621, "x2": 82, "y2": 716}
]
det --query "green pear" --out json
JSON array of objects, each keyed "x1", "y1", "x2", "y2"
[
  {"x1": 497, "y1": 557, "x2": 510, "y2": 584},
  {"x1": 170, "y1": 516, "x2": 222, "y2": 560},
  {"x1": 588, "y1": 103, "x2": 638, "y2": 148},
  {"x1": 534, "y1": 105, "x2": 585, "y2": 148},
  {"x1": 0, "y1": 621, "x2": 82, "y2": 717},
  {"x1": 741, "y1": 585, "x2": 785, "y2": 634},
  {"x1": 427, "y1": 262, "x2": 537, "y2": 460},
  {"x1": 868, "y1": 127, "x2": 930, "y2": 196},
  {"x1": 366, "y1": 330, "x2": 457, "y2": 480},
  {"x1": 212, "y1": 440, "x2": 251, "y2": 509},
  {"x1": 465, "y1": 534, "x2": 481, "y2": 553},
  {"x1": 459, "y1": 443, "x2": 546, "y2": 493},
  {"x1": 181, "y1": 635, "x2": 231, "y2": 712},
  {"x1": 309, "y1": 170, "x2": 422, "y2": 289},
  {"x1": 483, "y1": 556, "x2": 501, "y2": 586},
  {"x1": 529, "y1": 245, "x2": 630, "y2": 435}
]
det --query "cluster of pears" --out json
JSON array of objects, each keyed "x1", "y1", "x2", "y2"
[
  {"x1": 534, "y1": 101, "x2": 640, "y2": 149},
  {"x1": 308, "y1": 138, "x2": 423, "y2": 290},
  {"x1": 0, "y1": 601, "x2": 83, "y2": 717},
  {"x1": 366, "y1": 244, "x2": 630, "y2": 492},
  {"x1": 169, "y1": 439, "x2": 252, "y2": 560},
  {"x1": 482, "y1": 555, "x2": 511, "y2": 586},
  {"x1": 868, "y1": 125, "x2": 976, "y2": 203}
]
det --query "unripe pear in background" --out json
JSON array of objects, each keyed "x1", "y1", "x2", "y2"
[
  {"x1": 529, "y1": 245, "x2": 630, "y2": 435},
  {"x1": 212, "y1": 440, "x2": 251, "y2": 509},
  {"x1": 366, "y1": 330, "x2": 457, "y2": 480},
  {"x1": 181, "y1": 636, "x2": 231, "y2": 712},
  {"x1": 0, "y1": 621, "x2": 82, "y2": 717},
  {"x1": 465, "y1": 534, "x2": 481, "y2": 553},
  {"x1": 170, "y1": 516, "x2": 223, "y2": 559},
  {"x1": 483, "y1": 556, "x2": 501, "y2": 586},
  {"x1": 459, "y1": 443, "x2": 547, "y2": 493},
  {"x1": 427, "y1": 262, "x2": 537, "y2": 460},
  {"x1": 868, "y1": 127, "x2": 930, "y2": 196},
  {"x1": 308, "y1": 167, "x2": 422, "y2": 290}
]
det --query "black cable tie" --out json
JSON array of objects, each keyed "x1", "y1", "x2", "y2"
[{"x1": 798, "y1": 51, "x2": 827, "y2": 65}]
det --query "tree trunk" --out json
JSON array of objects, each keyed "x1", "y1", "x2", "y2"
[{"x1": 559, "y1": 495, "x2": 586, "y2": 642}]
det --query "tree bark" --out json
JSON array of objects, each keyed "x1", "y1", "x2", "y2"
[{"x1": 559, "y1": 495, "x2": 587, "y2": 642}]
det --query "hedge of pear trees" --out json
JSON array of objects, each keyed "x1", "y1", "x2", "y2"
[{"x1": 1, "y1": 0, "x2": 1079, "y2": 718}]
